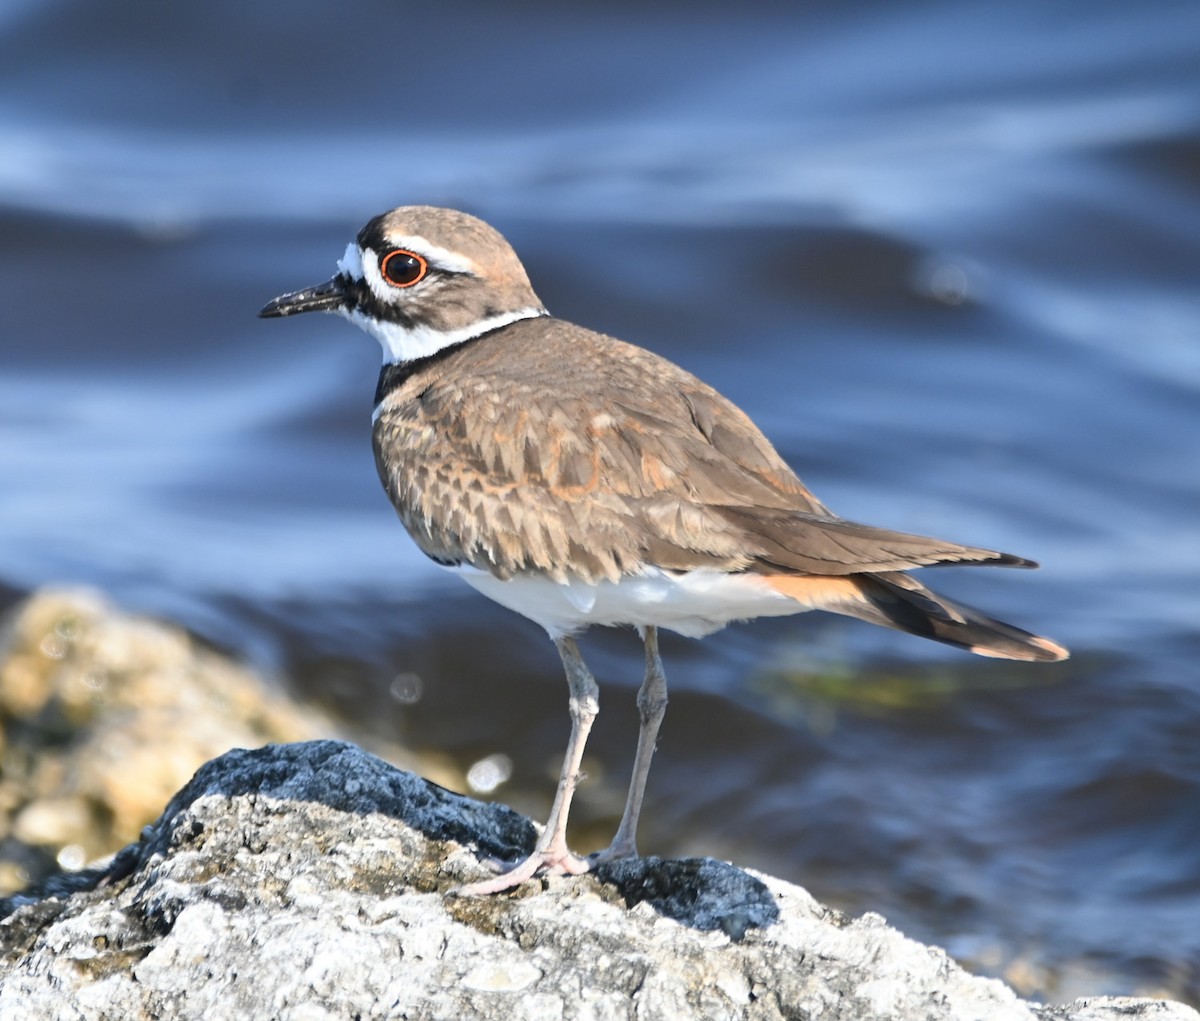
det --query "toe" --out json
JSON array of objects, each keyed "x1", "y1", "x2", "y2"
[{"x1": 453, "y1": 848, "x2": 592, "y2": 896}]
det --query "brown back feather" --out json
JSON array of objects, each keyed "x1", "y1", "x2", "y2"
[{"x1": 373, "y1": 316, "x2": 1032, "y2": 583}]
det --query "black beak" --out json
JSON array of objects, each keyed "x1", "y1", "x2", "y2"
[{"x1": 258, "y1": 276, "x2": 348, "y2": 318}]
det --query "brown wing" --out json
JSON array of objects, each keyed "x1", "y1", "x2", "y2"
[{"x1": 372, "y1": 318, "x2": 1030, "y2": 582}]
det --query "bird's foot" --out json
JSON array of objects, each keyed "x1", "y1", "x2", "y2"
[
  {"x1": 586, "y1": 836, "x2": 640, "y2": 867},
  {"x1": 454, "y1": 846, "x2": 592, "y2": 896}
]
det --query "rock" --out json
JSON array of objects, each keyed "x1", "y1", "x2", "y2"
[
  {"x1": 0, "y1": 740, "x2": 1194, "y2": 1021},
  {"x1": 0, "y1": 589, "x2": 456, "y2": 895}
]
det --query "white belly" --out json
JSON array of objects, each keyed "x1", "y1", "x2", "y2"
[{"x1": 446, "y1": 564, "x2": 809, "y2": 639}]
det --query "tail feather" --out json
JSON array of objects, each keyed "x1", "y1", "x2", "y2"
[{"x1": 765, "y1": 572, "x2": 1069, "y2": 663}]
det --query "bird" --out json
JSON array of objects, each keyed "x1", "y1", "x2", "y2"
[{"x1": 259, "y1": 205, "x2": 1068, "y2": 894}]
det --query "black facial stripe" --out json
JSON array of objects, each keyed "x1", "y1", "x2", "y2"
[
  {"x1": 356, "y1": 215, "x2": 392, "y2": 256},
  {"x1": 340, "y1": 272, "x2": 421, "y2": 329},
  {"x1": 343, "y1": 262, "x2": 469, "y2": 329},
  {"x1": 339, "y1": 273, "x2": 373, "y2": 313}
]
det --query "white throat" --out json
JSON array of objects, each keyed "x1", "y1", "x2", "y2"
[{"x1": 342, "y1": 305, "x2": 547, "y2": 365}]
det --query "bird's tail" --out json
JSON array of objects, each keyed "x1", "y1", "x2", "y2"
[{"x1": 766, "y1": 572, "x2": 1069, "y2": 662}]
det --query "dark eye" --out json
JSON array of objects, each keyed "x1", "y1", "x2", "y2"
[{"x1": 380, "y1": 249, "x2": 429, "y2": 288}]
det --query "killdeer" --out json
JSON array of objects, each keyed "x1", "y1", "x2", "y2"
[{"x1": 260, "y1": 206, "x2": 1068, "y2": 894}]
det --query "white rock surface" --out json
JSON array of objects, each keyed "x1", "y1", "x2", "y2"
[{"x1": 0, "y1": 741, "x2": 1194, "y2": 1021}]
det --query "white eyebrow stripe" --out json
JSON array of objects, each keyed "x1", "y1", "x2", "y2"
[
  {"x1": 336, "y1": 242, "x2": 364, "y2": 279},
  {"x1": 385, "y1": 234, "x2": 479, "y2": 275}
]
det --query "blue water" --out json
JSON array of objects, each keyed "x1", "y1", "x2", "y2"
[{"x1": 1, "y1": 0, "x2": 1198, "y2": 1002}]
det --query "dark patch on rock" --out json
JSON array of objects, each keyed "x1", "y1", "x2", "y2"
[{"x1": 592, "y1": 855, "x2": 779, "y2": 940}]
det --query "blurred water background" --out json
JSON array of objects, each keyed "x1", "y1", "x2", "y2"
[{"x1": 1, "y1": 0, "x2": 1198, "y2": 1004}]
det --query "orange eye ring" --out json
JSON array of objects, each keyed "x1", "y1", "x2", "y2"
[{"x1": 380, "y1": 249, "x2": 429, "y2": 288}]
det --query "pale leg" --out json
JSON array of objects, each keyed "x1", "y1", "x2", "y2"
[
  {"x1": 457, "y1": 635, "x2": 599, "y2": 894},
  {"x1": 594, "y1": 625, "x2": 668, "y2": 862}
]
